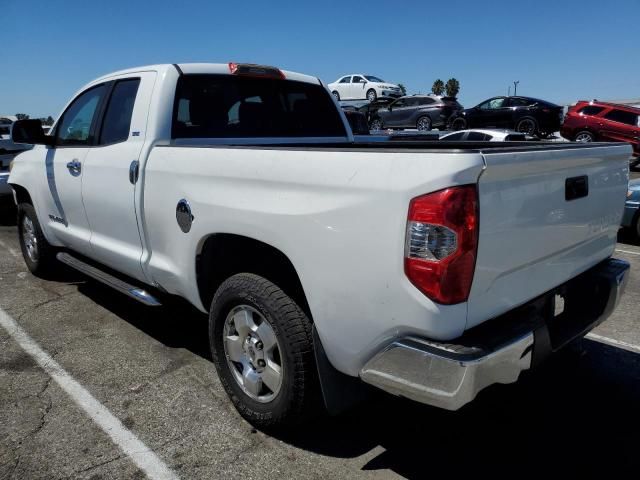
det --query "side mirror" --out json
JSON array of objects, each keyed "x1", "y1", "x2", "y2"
[{"x1": 11, "y1": 119, "x2": 54, "y2": 146}]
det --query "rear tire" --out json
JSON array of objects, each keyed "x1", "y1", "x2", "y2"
[
  {"x1": 332, "y1": 91, "x2": 340, "y2": 101},
  {"x1": 209, "y1": 273, "x2": 320, "y2": 429},
  {"x1": 17, "y1": 203, "x2": 57, "y2": 277},
  {"x1": 574, "y1": 131, "x2": 594, "y2": 142},
  {"x1": 366, "y1": 89, "x2": 377, "y2": 102}
]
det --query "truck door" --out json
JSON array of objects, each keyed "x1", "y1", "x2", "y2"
[
  {"x1": 81, "y1": 72, "x2": 157, "y2": 281},
  {"x1": 44, "y1": 83, "x2": 108, "y2": 256}
]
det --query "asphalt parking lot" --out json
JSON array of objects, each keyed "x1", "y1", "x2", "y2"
[{"x1": 1, "y1": 173, "x2": 639, "y2": 480}]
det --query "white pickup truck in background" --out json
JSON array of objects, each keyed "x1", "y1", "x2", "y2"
[{"x1": 8, "y1": 63, "x2": 631, "y2": 428}]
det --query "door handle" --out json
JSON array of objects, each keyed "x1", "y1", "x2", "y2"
[
  {"x1": 66, "y1": 160, "x2": 81, "y2": 176},
  {"x1": 129, "y1": 160, "x2": 139, "y2": 184}
]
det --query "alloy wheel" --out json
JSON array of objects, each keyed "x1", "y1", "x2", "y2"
[
  {"x1": 517, "y1": 119, "x2": 536, "y2": 135},
  {"x1": 223, "y1": 305, "x2": 283, "y2": 403},
  {"x1": 575, "y1": 132, "x2": 593, "y2": 142},
  {"x1": 21, "y1": 216, "x2": 39, "y2": 263},
  {"x1": 417, "y1": 117, "x2": 431, "y2": 131}
]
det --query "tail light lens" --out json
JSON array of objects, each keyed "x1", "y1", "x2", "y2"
[{"x1": 404, "y1": 185, "x2": 479, "y2": 304}]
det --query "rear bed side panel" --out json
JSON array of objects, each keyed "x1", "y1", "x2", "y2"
[
  {"x1": 141, "y1": 146, "x2": 485, "y2": 376},
  {"x1": 467, "y1": 144, "x2": 630, "y2": 329}
]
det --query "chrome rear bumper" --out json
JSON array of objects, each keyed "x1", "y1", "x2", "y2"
[{"x1": 360, "y1": 258, "x2": 630, "y2": 410}]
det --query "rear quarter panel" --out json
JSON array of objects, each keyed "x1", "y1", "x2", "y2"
[{"x1": 142, "y1": 145, "x2": 485, "y2": 375}]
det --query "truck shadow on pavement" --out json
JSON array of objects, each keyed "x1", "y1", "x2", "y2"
[
  {"x1": 75, "y1": 280, "x2": 640, "y2": 479},
  {"x1": 0, "y1": 199, "x2": 17, "y2": 226}
]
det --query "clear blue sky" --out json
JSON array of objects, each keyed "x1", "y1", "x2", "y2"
[{"x1": 2, "y1": 0, "x2": 639, "y2": 118}]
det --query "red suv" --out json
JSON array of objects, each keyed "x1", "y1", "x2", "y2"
[{"x1": 561, "y1": 101, "x2": 640, "y2": 162}]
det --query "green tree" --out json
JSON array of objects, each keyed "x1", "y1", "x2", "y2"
[
  {"x1": 43, "y1": 116, "x2": 54, "y2": 125},
  {"x1": 431, "y1": 79, "x2": 445, "y2": 96},
  {"x1": 445, "y1": 78, "x2": 460, "y2": 98},
  {"x1": 15, "y1": 113, "x2": 30, "y2": 120},
  {"x1": 397, "y1": 83, "x2": 407, "y2": 96}
]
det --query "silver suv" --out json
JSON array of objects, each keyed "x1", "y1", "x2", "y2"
[{"x1": 370, "y1": 95, "x2": 463, "y2": 131}]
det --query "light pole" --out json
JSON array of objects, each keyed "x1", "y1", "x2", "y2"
[{"x1": 513, "y1": 80, "x2": 519, "y2": 96}]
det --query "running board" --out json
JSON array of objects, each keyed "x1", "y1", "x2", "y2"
[{"x1": 56, "y1": 252, "x2": 162, "y2": 307}]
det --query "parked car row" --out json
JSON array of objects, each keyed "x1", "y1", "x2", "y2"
[{"x1": 338, "y1": 90, "x2": 640, "y2": 163}]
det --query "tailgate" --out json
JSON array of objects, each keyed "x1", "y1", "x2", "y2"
[{"x1": 467, "y1": 144, "x2": 630, "y2": 329}]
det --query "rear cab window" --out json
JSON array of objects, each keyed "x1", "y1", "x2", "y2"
[
  {"x1": 99, "y1": 79, "x2": 140, "y2": 145},
  {"x1": 172, "y1": 74, "x2": 347, "y2": 139}
]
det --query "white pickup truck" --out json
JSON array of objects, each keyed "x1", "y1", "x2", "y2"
[{"x1": 9, "y1": 63, "x2": 631, "y2": 428}]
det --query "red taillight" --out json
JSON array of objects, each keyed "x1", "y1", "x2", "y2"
[{"x1": 404, "y1": 185, "x2": 478, "y2": 304}]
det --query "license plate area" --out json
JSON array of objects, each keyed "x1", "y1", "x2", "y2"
[{"x1": 546, "y1": 276, "x2": 609, "y2": 350}]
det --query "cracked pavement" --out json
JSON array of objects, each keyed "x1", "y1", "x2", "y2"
[{"x1": 1, "y1": 178, "x2": 640, "y2": 479}]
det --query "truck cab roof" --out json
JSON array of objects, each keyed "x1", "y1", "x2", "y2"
[{"x1": 91, "y1": 63, "x2": 321, "y2": 86}]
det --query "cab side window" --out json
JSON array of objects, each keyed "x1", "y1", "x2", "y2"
[
  {"x1": 479, "y1": 98, "x2": 505, "y2": 110},
  {"x1": 99, "y1": 79, "x2": 140, "y2": 145},
  {"x1": 339, "y1": 76, "x2": 351, "y2": 84},
  {"x1": 56, "y1": 85, "x2": 107, "y2": 146}
]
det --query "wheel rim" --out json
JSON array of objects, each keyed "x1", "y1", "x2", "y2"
[
  {"x1": 517, "y1": 119, "x2": 536, "y2": 135},
  {"x1": 21, "y1": 216, "x2": 38, "y2": 263},
  {"x1": 370, "y1": 119, "x2": 382, "y2": 130},
  {"x1": 367, "y1": 90, "x2": 376, "y2": 101},
  {"x1": 575, "y1": 132, "x2": 593, "y2": 142},
  {"x1": 417, "y1": 117, "x2": 431, "y2": 131},
  {"x1": 223, "y1": 305, "x2": 283, "y2": 403}
]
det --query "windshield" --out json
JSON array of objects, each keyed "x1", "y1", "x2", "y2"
[{"x1": 364, "y1": 76, "x2": 384, "y2": 82}]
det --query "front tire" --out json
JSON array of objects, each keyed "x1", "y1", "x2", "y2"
[
  {"x1": 209, "y1": 273, "x2": 319, "y2": 429},
  {"x1": 366, "y1": 89, "x2": 377, "y2": 102},
  {"x1": 574, "y1": 130, "x2": 594, "y2": 142},
  {"x1": 17, "y1": 203, "x2": 57, "y2": 277},
  {"x1": 515, "y1": 117, "x2": 538, "y2": 136},
  {"x1": 450, "y1": 117, "x2": 467, "y2": 130}
]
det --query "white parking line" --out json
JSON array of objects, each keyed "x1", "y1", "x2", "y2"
[
  {"x1": 0, "y1": 307, "x2": 179, "y2": 480},
  {"x1": 615, "y1": 248, "x2": 640, "y2": 256},
  {"x1": 586, "y1": 332, "x2": 640, "y2": 354}
]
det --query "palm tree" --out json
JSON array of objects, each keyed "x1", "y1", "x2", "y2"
[
  {"x1": 445, "y1": 78, "x2": 460, "y2": 98},
  {"x1": 431, "y1": 79, "x2": 445, "y2": 96},
  {"x1": 398, "y1": 83, "x2": 407, "y2": 96}
]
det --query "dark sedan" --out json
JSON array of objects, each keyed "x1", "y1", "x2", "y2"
[
  {"x1": 369, "y1": 95, "x2": 463, "y2": 131},
  {"x1": 449, "y1": 96, "x2": 563, "y2": 137}
]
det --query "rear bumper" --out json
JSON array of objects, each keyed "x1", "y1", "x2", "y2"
[{"x1": 360, "y1": 258, "x2": 630, "y2": 410}]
